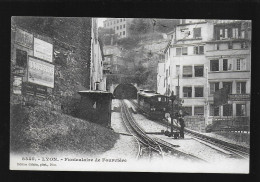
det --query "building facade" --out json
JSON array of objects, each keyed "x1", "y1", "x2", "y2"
[
  {"x1": 103, "y1": 18, "x2": 132, "y2": 39},
  {"x1": 91, "y1": 18, "x2": 106, "y2": 91},
  {"x1": 205, "y1": 20, "x2": 251, "y2": 125},
  {"x1": 157, "y1": 19, "x2": 251, "y2": 131}
]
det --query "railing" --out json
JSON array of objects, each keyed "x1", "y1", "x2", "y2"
[{"x1": 212, "y1": 116, "x2": 250, "y2": 133}]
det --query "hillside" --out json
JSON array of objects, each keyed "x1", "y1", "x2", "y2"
[{"x1": 10, "y1": 105, "x2": 119, "y2": 155}]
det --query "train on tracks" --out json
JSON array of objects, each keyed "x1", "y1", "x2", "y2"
[{"x1": 137, "y1": 90, "x2": 169, "y2": 120}]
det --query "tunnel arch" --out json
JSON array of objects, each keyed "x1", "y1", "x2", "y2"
[{"x1": 113, "y1": 83, "x2": 138, "y2": 99}]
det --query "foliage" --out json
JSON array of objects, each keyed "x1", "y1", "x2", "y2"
[
  {"x1": 10, "y1": 105, "x2": 119, "y2": 154},
  {"x1": 98, "y1": 27, "x2": 119, "y2": 46}
]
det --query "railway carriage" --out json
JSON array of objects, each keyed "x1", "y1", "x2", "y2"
[{"x1": 137, "y1": 90, "x2": 169, "y2": 119}]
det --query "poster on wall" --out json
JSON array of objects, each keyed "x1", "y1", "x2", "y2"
[
  {"x1": 15, "y1": 28, "x2": 33, "y2": 49},
  {"x1": 34, "y1": 37, "x2": 53, "y2": 62},
  {"x1": 27, "y1": 56, "x2": 55, "y2": 88},
  {"x1": 13, "y1": 76, "x2": 22, "y2": 94}
]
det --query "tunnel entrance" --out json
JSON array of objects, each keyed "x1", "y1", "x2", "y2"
[{"x1": 113, "y1": 84, "x2": 137, "y2": 99}]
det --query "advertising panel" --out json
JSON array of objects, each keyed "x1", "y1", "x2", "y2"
[
  {"x1": 34, "y1": 38, "x2": 53, "y2": 62},
  {"x1": 27, "y1": 56, "x2": 55, "y2": 88},
  {"x1": 15, "y1": 28, "x2": 33, "y2": 49},
  {"x1": 228, "y1": 94, "x2": 250, "y2": 101}
]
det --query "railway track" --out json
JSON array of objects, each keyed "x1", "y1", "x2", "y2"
[
  {"x1": 121, "y1": 100, "x2": 207, "y2": 162},
  {"x1": 121, "y1": 100, "x2": 164, "y2": 160},
  {"x1": 129, "y1": 99, "x2": 249, "y2": 160}
]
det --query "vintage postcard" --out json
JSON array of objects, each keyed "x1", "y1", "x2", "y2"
[{"x1": 10, "y1": 17, "x2": 250, "y2": 173}]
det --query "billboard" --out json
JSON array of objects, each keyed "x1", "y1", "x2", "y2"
[
  {"x1": 34, "y1": 38, "x2": 53, "y2": 62},
  {"x1": 15, "y1": 28, "x2": 33, "y2": 49},
  {"x1": 228, "y1": 94, "x2": 250, "y2": 101},
  {"x1": 27, "y1": 56, "x2": 55, "y2": 88}
]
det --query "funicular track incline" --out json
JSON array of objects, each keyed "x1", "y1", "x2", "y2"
[
  {"x1": 129, "y1": 99, "x2": 249, "y2": 159},
  {"x1": 121, "y1": 100, "x2": 207, "y2": 162},
  {"x1": 121, "y1": 100, "x2": 164, "y2": 159}
]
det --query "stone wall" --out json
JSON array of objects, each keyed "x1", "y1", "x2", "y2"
[
  {"x1": 184, "y1": 116, "x2": 206, "y2": 132},
  {"x1": 10, "y1": 17, "x2": 92, "y2": 116}
]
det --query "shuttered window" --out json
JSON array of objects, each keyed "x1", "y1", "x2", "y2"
[
  {"x1": 210, "y1": 60, "x2": 219, "y2": 71},
  {"x1": 176, "y1": 48, "x2": 181, "y2": 56},
  {"x1": 182, "y1": 47, "x2": 188, "y2": 55},
  {"x1": 223, "y1": 59, "x2": 228, "y2": 71},
  {"x1": 194, "y1": 106, "x2": 204, "y2": 116},
  {"x1": 194, "y1": 66, "x2": 204, "y2": 77},
  {"x1": 193, "y1": 28, "x2": 201, "y2": 38},
  {"x1": 183, "y1": 87, "x2": 192, "y2": 97},
  {"x1": 183, "y1": 66, "x2": 192, "y2": 77},
  {"x1": 236, "y1": 82, "x2": 246, "y2": 94},
  {"x1": 195, "y1": 87, "x2": 204, "y2": 97},
  {"x1": 210, "y1": 82, "x2": 219, "y2": 95}
]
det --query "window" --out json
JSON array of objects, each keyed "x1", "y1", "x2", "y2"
[
  {"x1": 194, "y1": 106, "x2": 204, "y2": 116},
  {"x1": 236, "y1": 104, "x2": 246, "y2": 116},
  {"x1": 183, "y1": 66, "x2": 192, "y2": 77},
  {"x1": 223, "y1": 82, "x2": 232, "y2": 94},
  {"x1": 183, "y1": 107, "x2": 192, "y2": 116},
  {"x1": 120, "y1": 32, "x2": 122, "y2": 36},
  {"x1": 176, "y1": 48, "x2": 181, "y2": 56},
  {"x1": 219, "y1": 29, "x2": 223, "y2": 39},
  {"x1": 16, "y1": 49, "x2": 27, "y2": 68},
  {"x1": 228, "y1": 42, "x2": 233, "y2": 49},
  {"x1": 210, "y1": 60, "x2": 219, "y2": 71},
  {"x1": 193, "y1": 28, "x2": 201, "y2": 38},
  {"x1": 182, "y1": 47, "x2": 188, "y2": 55},
  {"x1": 210, "y1": 104, "x2": 219, "y2": 116},
  {"x1": 210, "y1": 82, "x2": 219, "y2": 95},
  {"x1": 236, "y1": 82, "x2": 246, "y2": 94},
  {"x1": 194, "y1": 66, "x2": 204, "y2": 77},
  {"x1": 123, "y1": 24, "x2": 125, "y2": 28},
  {"x1": 223, "y1": 59, "x2": 228, "y2": 71},
  {"x1": 183, "y1": 87, "x2": 192, "y2": 97},
  {"x1": 241, "y1": 42, "x2": 248, "y2": 49},
  {"x1": 120, "y1": 19, "x2": 122, "y2": 22},
  {"x1": 215, "y1": 44, "x2": 219, "y2": 50},
  {"x1": 176, "y1": 65, "x2": 180, "y2": 76},
  {"x1": 223, "y1": 104, "x2": 233, "y2": 116},
  {"x1": 194, "y1": 46, "x2": 204, "y2": 54},
  {"x1": 232, "y1": 28, "x2": 239, "y2": 38},
  {"x1": 236, "y1": 59, "x2": 246, "y2": 71},
  {"x1": 120, "y1": 25, "x2": 122, "y2": 29},
  {"x1": 123, "y1": 31, "x2": 125, "y2": 35},
  {"x1": 117, "y1": 26, "x2": 119, "y2": 30},
  {"x1": 117, "y1": 20, "x2": 119, "y2": 23},
  {"x1": 195, "y1": 87, "x2": 204, "y2": 97},
  {"x1": 224, "y1": 29, "x2": 228, "y2": 38}
]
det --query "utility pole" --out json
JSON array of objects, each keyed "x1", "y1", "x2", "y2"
[{"x1": 170, "y1": 91, "x2": 176, "y2": 136}]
